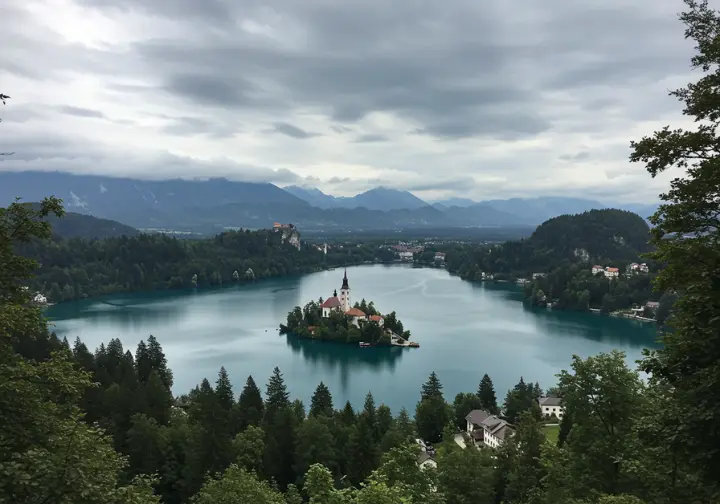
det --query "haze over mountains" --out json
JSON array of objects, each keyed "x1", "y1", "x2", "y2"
[{"x1": 1, "y1": 171, "x2": 658, "y2": 233}]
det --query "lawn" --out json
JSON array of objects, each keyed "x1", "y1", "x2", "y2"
[{"x1": 542, "y1": 424, "x2": 560, "y2": 445}]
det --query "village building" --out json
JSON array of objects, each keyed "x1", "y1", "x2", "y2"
[
  {"x1": 591, "y1": 265, "x2": 604, "y2": 275},
  {"x1": 604, "y1": 267, "x2": 619, "y2": 278},
  {"x1": 417, "y1": 451, "x2": 437, "y2": 470},
  {"x1": 398, "y1": 251, "x2": 414, "y2": 261},
  {"x1": 538, "y1": 397, "x2": 564, "y2": 419},
  {"x1": 465, "y1": 410, "x2": 514, "y2": 449}
]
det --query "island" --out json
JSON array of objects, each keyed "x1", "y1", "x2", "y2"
[{"x1": 279, "y1": 270, "x2": 418, "y2": 348}]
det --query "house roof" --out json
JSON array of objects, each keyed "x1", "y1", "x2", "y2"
[
  {"x1": 417, "y1": 451, "x2": 434, "y2": 464},
  {"x1": 539, "y1": 397, "x2": 562, "y2": 407},
  {"x1": 645, "y1": 301, "x2": 660, "y2": 308},
  {"x1": 321, "y1": 297, "x2": 341, "y2": 308},
  {"x1": 493, "y1": 423, "x2": 514, "y2": 440},
  {"x1": 606, "y1": 267, "x2": 619, "y2": 272},
  {"x1": 346, "y1": 307, "x2": 366, "y2": 317},
  {"x1": 369, "y1": 315, "x2": 384, "y2": 321},
  {"x1": 593, "y1": 265, "x2": 603, "y2": 269},
  {"x1": 465, "y1": 409, "x2": 491, "y2": 426}
]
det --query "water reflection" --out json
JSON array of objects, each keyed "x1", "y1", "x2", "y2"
[
  {"x1": 522, "y1": 304, "x2": 660, "y2": 349},
  {"x1": 47, "y1": 297, "x2": 188, "y2": 332},
  {"x1": 285, "y1": 335, "x2": 405, "y2": 391}
]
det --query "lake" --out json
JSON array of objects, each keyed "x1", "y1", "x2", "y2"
[{"x1": 46, "y1": 264, "x2": 660, "y2": 413}]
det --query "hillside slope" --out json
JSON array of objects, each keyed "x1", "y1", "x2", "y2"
[
  {"x1": 529, "y1": 209, "x2": 652, "y2": 262},
  {"x1": 48, "y1": 211, "x2": 139, "y2": 239}
]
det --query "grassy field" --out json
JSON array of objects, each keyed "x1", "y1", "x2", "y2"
[{"x1": 542, "y1": 424, "x2": 560, "y2": 445}]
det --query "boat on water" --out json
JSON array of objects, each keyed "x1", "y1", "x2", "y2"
[
  {"x1": 408, "y1": 342, "x2": 420, "y2": 348},
  {"x1": 359, "y1": 342, "x2": 374, "y2": 348}
]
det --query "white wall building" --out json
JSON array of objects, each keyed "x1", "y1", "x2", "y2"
[
  {"x1": 604, "y1": 267, "x2": 619, "y2": 278},
  {"x1": 465, "y1": 410, "x2": 514, "y2": 449},
  {"x1": 538, "y1": 397, "x2": 564, "y2": 419}
]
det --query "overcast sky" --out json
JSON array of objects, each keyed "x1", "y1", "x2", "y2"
[{"x1": 0, "y1": 0, "x2": 701, "y2": 203}]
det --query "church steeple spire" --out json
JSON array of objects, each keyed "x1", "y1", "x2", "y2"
[{"x1": 342, "y1": 268, "x2": 349, "y2": 290}]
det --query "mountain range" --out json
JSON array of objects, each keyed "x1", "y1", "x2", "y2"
[{"x1": 0, "y1": 171, "x2": 659, "y2": 233}]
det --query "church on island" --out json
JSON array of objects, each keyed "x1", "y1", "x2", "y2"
[{"x1": 320, "y1": 270, "x2": 385, "y2": 328}]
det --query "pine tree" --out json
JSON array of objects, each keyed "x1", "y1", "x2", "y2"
[
  {"x1": 532, "y1": 382, "x2": 543, "y2": 402},
  {"x1": 215, "y1": 366, "x2": 234, "y2": 412},
  {"x1": 147, "y1": 335, "x2": 173, "y2": 389},
  {"x1": 421, "y1": 371, "x2": 444, "y2": 400},
  {"x1": 346, "y1": 421, "x2": 380, "y2": 485},
  {"x1": 339, "y1": 401, "x2": 355, "y2": 426},
  {"x1": 265, "y1": 367, "x2": 290, "y2": 422},
  {"x1": 293, "y1": 416, "x2": 337, "y2": 477},
  {"x1": 360, "y1": 392, "x2": 379, "y2": 442},
  {"x1": 376, "y1": 404, "x2": 393, "y2": 439},
  {"x1": 237, "y1": 375, "x2": 264, "y2": 430},
  {"x1": 144, "y1": 370, "x2": 173, "y2": 425},
  {"x1": 309, "y1": 381, "x2": 334, "y2": 417},
  {"x1": 135, "y1": 340, "x2": 152, "y2": 384}
]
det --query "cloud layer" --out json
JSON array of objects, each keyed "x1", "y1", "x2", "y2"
[{"x1": 0, "y1": 0, "x2": 700, "y2": 202}]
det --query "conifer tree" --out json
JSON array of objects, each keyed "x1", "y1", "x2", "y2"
[
  {"x1": 264, "y1": 367, "x2": 290, "y2": 422},
  {"x1": 420, "y1": 371, "x2": 444, "y2": 400},
  {"x1": 309, "y1": 381, "x2": 334, "y2": 417},
  {"x1": 147, "y1": 335, "x2": 172, "y2": 389},
  {"x1": 215, "y1": 366, "x2": 234, "y2": 412},
  {"x1": 339, "y1": 400, "x2": 355, "y2": 425},
  {"x1": 237, "y1": 375, "x2": 264, "y2": 430}
]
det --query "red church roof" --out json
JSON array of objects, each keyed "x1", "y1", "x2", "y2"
[
  {"x1": 369, "y1": 315, "x2": 383, "y2": 322},
  {"x1": 321, "y1": 297, "x2": 342, "y2": 308},
  {"x1": 345, "y1": 307, "x2": 366, "y2": 317}
]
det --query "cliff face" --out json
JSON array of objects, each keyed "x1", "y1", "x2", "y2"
[{"x1": 281, "y1": 227, "x2": 301, "y2": 250}]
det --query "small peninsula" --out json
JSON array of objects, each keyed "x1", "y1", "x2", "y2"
[{"x1": 279, "y1": 270, "x2": 417, "y2": 347}]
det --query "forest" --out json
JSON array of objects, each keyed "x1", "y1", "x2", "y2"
[
  {"x1": 18, "y1": 228, "x2": 395, "y2": 303},
  {"x1": 280, "y1": 299, "x2": 410, "y2": 345}
]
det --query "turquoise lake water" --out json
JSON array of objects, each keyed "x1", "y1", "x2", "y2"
[{"x1": 46, "y1": 264, "x2": 659, "y2": 412}]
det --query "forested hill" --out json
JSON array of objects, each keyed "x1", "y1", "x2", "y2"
[
  {"x1": 445, "y1": 209, "x2": 653, "y2": 280},
  {"x1": 44, "y1": 209, "x2": 139, "y2": 239},
  {"x1": 528, "y1": 209, "x2": 652, "y2": 263}
]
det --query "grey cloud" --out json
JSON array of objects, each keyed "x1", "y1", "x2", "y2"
[
  {"x1": 160, "y1": 116, "x2": 239, "y2": 138},
  {"x1": 75, "y1": 0, "x2": 232, "y2": 22},
  {"x1": 354, "y1": 134, "x2": 389, "y2": 143},
  {"x1": 164, "y1": 73, "x2": 258, "y2": 108},
  {"x1": 65, "y1": 0, "x2": 691, "y2": 144},
  {"x1": 271, "y1": 122, "x2": 320, "y2": 139},
  {"x1": 405, "y1": 177, "x2": 478, "y2": 192},
  {"x1": 0, "y1": 0, "x2": 694, "y2": 201},
  {"x1": 56, "y1": 105, "x2": 105, "y2": 119},
  {"x1": 559, "y1": 151, "x2": 591, "y2": 162},
  {"x1": 331, "y1": 125, "x2": 353, "y2": 134}
]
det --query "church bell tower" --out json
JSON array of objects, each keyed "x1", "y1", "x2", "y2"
[{"x1": 339, "y1": 269, "x2": 350, "y2": 312}]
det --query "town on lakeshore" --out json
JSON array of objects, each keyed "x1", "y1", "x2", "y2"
[{"x1": 280, "y1": 269, "x2": 419, "y2": 348}]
